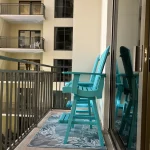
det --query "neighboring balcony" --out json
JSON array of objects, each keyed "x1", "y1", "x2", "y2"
[
  {"x1": 0, "y1": 3, "x2": 45, "y2": 23},
  {"x1": 0, "y1": 36, "x2": 45, "y2": 53}
]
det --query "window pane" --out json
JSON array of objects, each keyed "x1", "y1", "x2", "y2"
[
  {"x1": 31, "y1": 2, "x2": 41, "y2": 14},
  {"x1": 55, "y1": 6, "x2": 65, "y2": 17},
  {"x1": 56, "y1": 30, "x2": 65, "y2": 42},
  {"x1": 65, "y1": 41, "x2": 72, "y2": 50},
  {"x1": 55, "y1": 0, "x2": 73, "y2": 18},
  {"x1": 65, "y1": 0, "x2": 73, "y2": 17},
  {"x1": 65, "y1": 7, "x2": 73, "y2": 17},
  {"x1": 54, "y1": 59, "x2": 72, "y2": 82},
  {"x1": 19, "y1": 2, "x2": 30, "y2": 15},
  {"x1": 55, "y1": 42, "x2": 65, "y2": 50},
  {"x1": 54, "y1": 27, "x2": 73, "y2": 50},
  {"x1": 65, "y1": 28, "x2": 73, "y2": 50},
  {"x1": 19, "y1": 31, "x2": 30, "y2": 48},
  {"x1": 55, "y1": 0, "x2": 65, "y2": 7},
  {"x1": 66, "y1": 0, "x2": 73, "y2": 7}
]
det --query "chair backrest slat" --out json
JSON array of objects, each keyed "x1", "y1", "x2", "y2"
[
  {"x1": 90, "y1": 55, "x2": 100, "y2": 82},
  {"x1": 93, "y1": 46, "x2": 110, "y2": 89}
]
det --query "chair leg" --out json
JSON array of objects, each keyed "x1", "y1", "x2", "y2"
[
  {"x1": 64, "y1": 98, "x2": 77, "y2": 144},
  {"x1": 92, "y1": 100, "x2": 104, "y2": 146},
  {"x1": 88, "y1": 100, "x2": 92, "y2": 129}
]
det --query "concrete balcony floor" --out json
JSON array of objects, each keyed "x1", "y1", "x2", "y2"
[{"x1": 15, "y1": 110, "x2": 114, "y2": 150}]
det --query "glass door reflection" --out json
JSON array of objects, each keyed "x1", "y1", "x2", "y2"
[{"x1": 112, "y1": 0, "x2": 141, "y2": 149}]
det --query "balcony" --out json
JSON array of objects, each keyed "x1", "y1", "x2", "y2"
[
  {"x1": 0, "y1": 36, "x2": 44, "y2": 53},
  {"x1": 0, "y1": 3, "x2": 45, "y2": 23}
]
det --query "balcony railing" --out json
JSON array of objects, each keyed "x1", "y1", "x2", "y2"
[
  {"x1": 0, "y1": 37, "x2": 45, "y2": 50},
  {"x1": 0, "y1": 56, "x2": 72, "y2": 149},
  {"x1": 0, "y1": 3, "x2": 45, "y2": 16}
]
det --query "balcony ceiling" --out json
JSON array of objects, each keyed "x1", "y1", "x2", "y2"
[
  {"x1": 0, "y1": 48, "x2": 44, "y2": 53},
  {"x1": 0, "y1": 15, "x2": 45, "y2": 23}
]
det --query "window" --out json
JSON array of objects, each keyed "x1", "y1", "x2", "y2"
[
  {"x1": 19, "y1": 30, "x2": 41, "y2": 49},
  {"x1": 53, "y1": 59, "x2": 72, "y2": 81},
  {"x1": 55, "y1": 0, "x2": 73, "y2": 18},
  {"x1": 54, "y1": 27, "x2": 73, "y2": 50}
]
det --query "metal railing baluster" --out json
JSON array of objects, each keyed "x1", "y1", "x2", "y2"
[
  {"x1": 0, "y1": 73, "x2": 4, "y2": 150},
  {"x1": 16, "y1": 73, "x2": 20, "y2": 142},
  {"x1": 9, "y1": 72, "x2": 13, "y2": 149},
  {"x1": 13, "y1": 73, "x2": 17, "y2": 146},
  {"x1": 5, "y1": 73, "x2": 9, "y2": 149}
]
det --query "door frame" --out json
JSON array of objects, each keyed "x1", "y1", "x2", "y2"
[{"x1": 140, "y1": 0, "x2": 150, "y2": 149}]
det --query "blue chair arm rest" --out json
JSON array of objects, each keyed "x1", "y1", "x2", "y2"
[{"x1": 62, "y1": 71, "x2": 106, "y2": 77}]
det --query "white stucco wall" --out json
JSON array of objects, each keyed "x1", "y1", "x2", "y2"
[
  {"x1": 72, "y1": 0, "x2": 101, "y2": 73},
  {"x1": 0, "y1": 0, "x2": 10, "y2": 69},
  {"x1": 72, "y1": 0, "x2": 111, "y2": 130}
]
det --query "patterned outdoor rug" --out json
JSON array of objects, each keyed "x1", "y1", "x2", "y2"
[{"x1": 28, "y1": 113, "x2": 107, "y2": 149}]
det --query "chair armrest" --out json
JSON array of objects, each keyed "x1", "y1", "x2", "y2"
[
  {"x1": 78, "y1": 82, "x2": 93, "y2": 87},
  {"x1": 68, "y1": 72, "x2": 106, "y2": 94},
  {"x1": 62, "y1": 71, "x2": 106, "y2": 77}
]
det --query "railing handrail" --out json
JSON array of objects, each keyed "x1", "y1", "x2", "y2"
[
  {"x1": 0, "y1": 3, "x2": 45, "y2": 16},
  {"x1": 0, "y1": 36, "x2": 44, "y2": 39},
  {"x1": 0, "y1": 3, "x2": 45, "y2": 6},
  {"x1": 0, "y1": 55, "x2": 52, "y2": 68},
  {"x1": 0, "y1": 55, "x2": 72, "y2": 69}
]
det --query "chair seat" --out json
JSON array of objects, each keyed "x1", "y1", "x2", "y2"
[
  {"x1": 63, "y1": 82, "x2": 93, "y2": 93},
  {"x1": 63, "y1": 84, "x2": 101, "y2": 98}
]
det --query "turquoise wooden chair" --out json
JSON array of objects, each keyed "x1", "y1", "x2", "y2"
[
  {"x1": 64, "y1": 47, "x2": 110, "y2": 115},
  {"x1": 119, "y1": 46, "x2": 138, "y2": 148},
  {"x1": 65, "y1": 55, "x2": 101, "y2": 114},
  {"x1": 61, "y1": 46, "x2": 110, "y2": 146}
]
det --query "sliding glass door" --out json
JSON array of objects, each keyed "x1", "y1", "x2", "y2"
[
  {"x1": 110, "y1": 0, "x2": 143, "y2": 149},
  {"x1": 19, "y1": 30, "x2": 41, "y2": 48},
  {"x1": 19, "y1": 1, "x2": 41, "y2": 15}
]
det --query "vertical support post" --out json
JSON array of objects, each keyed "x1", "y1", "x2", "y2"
[
  {"x1": 34, "y1": 65, "x2": 40, "y2": 125},
  {"x1": 50, "y1": 67, "x2": 54, "y2": 110}
]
